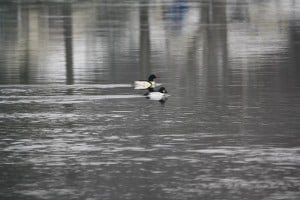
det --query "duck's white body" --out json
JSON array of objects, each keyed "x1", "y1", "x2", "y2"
[
  {"x1": 147, "y1": 92, "x2": 166, "y2": 101},
  {"x1": 134, "y1": 81, "x2": 155, "y2": 90},
  {"x1": 134, "y1": 74, "x2": 157, "y2": 90},
  {"x1": 146, "y1": 87, "x2": 168, "y2": 102}
]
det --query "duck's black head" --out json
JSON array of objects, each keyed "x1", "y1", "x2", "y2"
[
  {"x1": 158, "y1": 87, "x2": 167, "y2": 93},
  {"x1": 148, "y1": 74, "x2": 157, "y2": 81}
]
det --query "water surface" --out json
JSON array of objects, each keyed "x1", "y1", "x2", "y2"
[{"x1": 1, "y1": 0, "x2": 300, "y2": 199}]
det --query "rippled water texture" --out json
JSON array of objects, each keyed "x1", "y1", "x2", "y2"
[{"x1": 1, "y1": 0, "x2": 300, "y2": 200}]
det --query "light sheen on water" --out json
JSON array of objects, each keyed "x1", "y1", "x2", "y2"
[{"x1": 0, "y1": 0, "x2": 300, "y2": 200}]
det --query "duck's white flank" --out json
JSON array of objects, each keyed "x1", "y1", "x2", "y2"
[
  {"x1": 134, "y1": 81, "x2": 155, "y2": 90},
  {"x1": 147, "y1": 92, "x2": 169, "y2": 101}
]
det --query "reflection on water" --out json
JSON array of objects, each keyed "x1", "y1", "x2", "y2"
[{"x1": 1, "y1": 0, "x2": 300, "y2": 199}]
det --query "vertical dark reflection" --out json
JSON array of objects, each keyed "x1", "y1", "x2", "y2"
[
  {"x1": 203, "y1": 0, "x2": 228, "y2": 100},
  {"x1": 18, "y1": 5, "x2": 30, "y2": 84},
  {"x1": 139, "y1": 1, "x2": 151, "y2": 79},
  {"x1": 288, "y1": 0, "x2": 300, "y2": 87},
  {"x1": 63, "y1": 3, "x2": 74, "y2": 85}
]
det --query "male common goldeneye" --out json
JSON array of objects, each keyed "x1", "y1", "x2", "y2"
[
  {"x1": 146, "y1": 87, "x2": 168, "y2": 103},
  {"x1": 134, "y1": 74, "x2": 157, "y2": 91}
]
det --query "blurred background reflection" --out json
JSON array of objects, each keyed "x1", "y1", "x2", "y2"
[{"x1": 0, "y1": 0, "x2": 300, "y2": 200}]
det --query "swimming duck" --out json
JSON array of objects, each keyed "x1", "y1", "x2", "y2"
[
  {"x1": 134, "y1": 74, "x2": 157, "y2": 91},
  {"x1": 146, "y1": 87, "x2": 168, "y2": 103}
]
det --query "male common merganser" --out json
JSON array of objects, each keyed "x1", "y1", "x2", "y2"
[
  {"x1": 134, "y1": 74, "x2": 157, "y2": 91},
  {"x1": 146, "y1": 87, "x2": 168, "y2": 103}
]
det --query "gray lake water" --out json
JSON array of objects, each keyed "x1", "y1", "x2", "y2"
[{"x1": 1, "y1": 0, "x2": 300, "y2": 199}]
